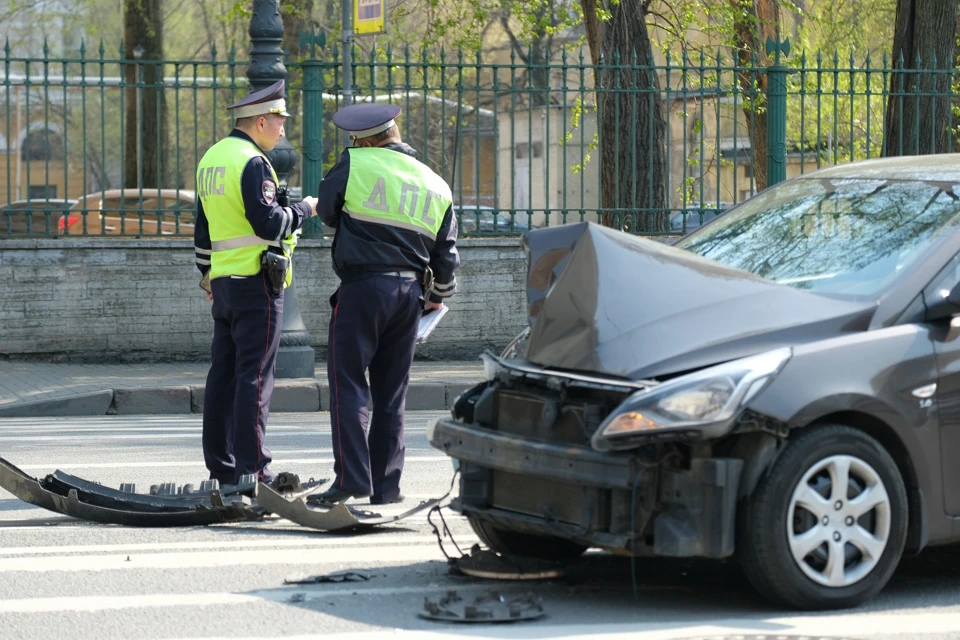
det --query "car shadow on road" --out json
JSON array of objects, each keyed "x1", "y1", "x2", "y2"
[{"x1": 236, "y1": 542, "x2": 960, "y2": 636}]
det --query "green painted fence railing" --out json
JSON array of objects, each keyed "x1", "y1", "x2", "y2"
[{"x1": 1, "y1": 34, "x2": 957, "y2": 238}]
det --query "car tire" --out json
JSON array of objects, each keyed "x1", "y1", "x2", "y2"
[
  {"x1": 468, "y1": 517, "x2": 588, "y2": 560},
  {"x1": 738, "y1": 423, "x2": 908, "y2": 610}
]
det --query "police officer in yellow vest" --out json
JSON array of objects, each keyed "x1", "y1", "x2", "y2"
[
  {"x1": 309, "y1": 103, "x2": 459, "y2": 506},
  {"x1": 193, "y1": 80, "x2": 318, "y2": 486}
]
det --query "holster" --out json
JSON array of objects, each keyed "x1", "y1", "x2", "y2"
[
  {"x1": 420, "y1": 266, "x2": 435, "y2": 297},
  {"x1": 260, "y1": 249, "x2": 290, "y2": 295}
]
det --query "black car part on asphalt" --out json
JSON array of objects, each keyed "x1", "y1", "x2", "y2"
[
  {"x1": 0, "y1": 454, "x2": 327, "y2": 527},
  {"x1": 452, "y1": 544, "x2": 567, "y2": 580},
  {"x1": 419, "y1": 590, "x2": 546, "y2": 623},
  {"x1": 0, "y1": 451, "x2": 452, "y2": 532},
  {"x1": 253, "y1": 472, "x2": 456, "y2": 532}
]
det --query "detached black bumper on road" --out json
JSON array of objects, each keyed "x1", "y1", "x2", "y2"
[
  {"x1": 0, "y1": 455, "x2": 264, "y2": 526},
  {"x1": 429, "y1": 417, "x2": 745, "y2": 558}
]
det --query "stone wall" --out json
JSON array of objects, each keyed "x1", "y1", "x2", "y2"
[{"x1": 0, "y1": 237, "x2": 529, "y2": 362}]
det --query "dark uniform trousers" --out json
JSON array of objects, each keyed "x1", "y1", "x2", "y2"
[
  {"x1": 203, "y1": 273, "x2": 283, "y2": 485},
  {"x1": 328, "y1": 273, "x2": 423, "y2": 501}
]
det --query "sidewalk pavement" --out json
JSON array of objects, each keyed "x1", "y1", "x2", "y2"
[{"x1": 0, "y1": 360, "x2": 485, "y2": 418}]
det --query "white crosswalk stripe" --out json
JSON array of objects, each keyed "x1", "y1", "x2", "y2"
[
  {"x1": 14, "y1": 456, "x2": 448, "y2": 470},
  {"x1": 0, "y1": 543, "x2": 454, "y2": 573}
]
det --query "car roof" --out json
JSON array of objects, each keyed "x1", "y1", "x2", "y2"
[
  {"x1": 1, "y1": 199, "x2": 76, "y2": 208},
  {"x1": 800, "y1": 154, "x2": 960, "y2": 182},
  {"x1": 70, "y1": 189, "x2": 196, "y2": 210}
]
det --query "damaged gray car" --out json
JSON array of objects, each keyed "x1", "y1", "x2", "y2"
[{"x1": 428, "y1": 155, "x2": 960, "y2": 610}]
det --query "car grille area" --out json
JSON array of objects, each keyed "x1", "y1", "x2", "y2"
[
  {"x1": 491, "y1": 470, "x2": 584, "y2": 525},
  {"x1": 494, "y1": 391, "x2": 590, "y2": 445}
]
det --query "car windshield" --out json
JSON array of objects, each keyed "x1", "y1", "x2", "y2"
[{"x1": 675, "y1": 177, "x2": 960, "y2": 296}]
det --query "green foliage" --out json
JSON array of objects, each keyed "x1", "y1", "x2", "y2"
[
  {"x1": 225, "y1": 2, "x2": 252, "y2": 22},
  {"x1": 500, "y1": 0, "x2": 581, "y2": 44},
  {"x1": 784, "y1": 51, "x2": 888, "y2": 166},
  {"x1": 781, "y1": 0, "x2": 897, "y2": 166},
  {"x1": 792, "y1": 0, "x2": 896, "y2": 56}
]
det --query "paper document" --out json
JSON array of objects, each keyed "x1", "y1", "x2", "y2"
[{"x1": 417, "y1": 306, "x2": 449, "y2": 343}]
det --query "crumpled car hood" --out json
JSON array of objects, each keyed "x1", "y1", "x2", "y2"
[{"x1": 521, "y1": 222, "x2": 876, "y2": 380}]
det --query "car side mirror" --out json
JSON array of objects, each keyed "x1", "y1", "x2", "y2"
[{"x1": 926, "y1": 282, "x2": 960, "y2": 321}]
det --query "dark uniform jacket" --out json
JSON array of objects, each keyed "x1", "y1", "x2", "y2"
[
  {"x1": 194, "y1": 129, "x2": 314, "y2": 278},
  {"x1": 316, "y1": 142, "x2": 460, "y2": 304}
]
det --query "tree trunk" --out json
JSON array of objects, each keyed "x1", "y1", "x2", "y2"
[
  {"x1": 501, "y1": 13, "x2": 552, "y2": 107},
  {"x1": 883, "y1": 0, "x2": 958, "y2": 156},
  {"x1": 123, "y1": 0, "x2": 166, "y2": 189},
  {"x1": 730, "y1": 0, "x2": 780, "y2": 194},
  {"x1": 580, "y1": 0, "x2": 604, "y2": 89},
  {"x1": 597, "y1": 0, "x2": 668, "y2": 232}
]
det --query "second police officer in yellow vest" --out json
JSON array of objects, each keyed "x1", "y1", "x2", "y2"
[
  {"x1": 193, "y1": 80, "x2": 318, "y2": 487},
  {"x1": 310, "y1": 103, "x2": 460, "y2": 506}
]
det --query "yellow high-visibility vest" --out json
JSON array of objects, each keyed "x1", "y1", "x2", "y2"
[
  {"x1": 197, "y1": 136, "x2": 297, "y2": 286},
  {"x1": 343, "y1": 147, "x2": 452, "y2": 240}
]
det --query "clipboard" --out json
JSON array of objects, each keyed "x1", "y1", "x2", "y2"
[{"x1": 417, "y1": 306, "x2": 449, "y2": 343}]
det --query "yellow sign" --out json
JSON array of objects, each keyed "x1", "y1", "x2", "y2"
[{"x1": 354, "y1": 0, "x2": 385, "y2": 35}]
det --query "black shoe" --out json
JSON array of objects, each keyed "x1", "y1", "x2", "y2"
[
  {"x1": 306, "y1": 487, "x2": 371, "y2": 506},
  {"x1": 370, "y1": 494, "x2": 404, "y2": 505}
]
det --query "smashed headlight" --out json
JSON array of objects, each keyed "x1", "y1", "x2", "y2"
[
  {"x1": 591, "y1": 347, "x2": 791, "y2": 451},
  {"x1": 499, "y1": 327, "x2": 530, "y2": 360}
]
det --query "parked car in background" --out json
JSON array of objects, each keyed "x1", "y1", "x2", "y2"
[
  {"x1": 0, "y1": 199, "x2": 78, "y2": 236},
  {"x1": 430, "y1": 154, "x2": 960, "y2": 611},
  {"x1": 66, "y1": 189, "x2": 196, "y2": 236},
  {"x1": 455, "y1": 205, "x2": 533, "y2": 235},
  {"x1": 612, "y1": 204, "x2": 730, "y2": 234},
  {"x1": 669, "y1": 203, "x2": 731, "y2": 233}
]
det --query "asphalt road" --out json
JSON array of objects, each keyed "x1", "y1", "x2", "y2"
[{"x1": 1, "y1": 412, "x2": 960, "y2": 640}]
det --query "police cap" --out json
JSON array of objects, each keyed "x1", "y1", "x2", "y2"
[
  {"x1": 227, "y1": 80, "x2": 291, "y2": 119},
  {"x1": 332, "y1": 103, "x2": 401, "y2": 140}
]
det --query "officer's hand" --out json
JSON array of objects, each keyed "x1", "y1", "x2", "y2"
[
  {"x1": 302, "y1": 196, "x2": 318, "y2": 215},
  {"x1": 205, "y1": 291, "x2": 214, "y2": 303},
  {"x1": 424, "y1": 300, "x2": 444, "y2": 311}
]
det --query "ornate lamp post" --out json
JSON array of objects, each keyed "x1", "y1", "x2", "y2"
[{"x1": 249, "y1": 0, "x2": 315, "y2": 378}]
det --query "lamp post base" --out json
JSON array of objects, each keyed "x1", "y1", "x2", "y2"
[
  {"x1": 275, "y1": 344, "x2": 316, "y2": 379},
  {"x1": 275, "y1": 278, "x2": 315, "y2": 379}
]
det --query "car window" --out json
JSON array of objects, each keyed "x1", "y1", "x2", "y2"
[
  {"x1": 923, "y1": 252, "x2": 960, "y2": 303},
  {"x1": 675, "y1": 178, "x2": 960, "y2": 297},
  {"x1": 99, "y1": 195, "x2": 195, "y2": 234},
  {"x1": 0, "y1": 202, "x2": 71, "y2": 235}
]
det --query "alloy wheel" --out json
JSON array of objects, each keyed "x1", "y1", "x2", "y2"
[{"x1": 787, "y1": 454, "x2": 891, "y2": 588}]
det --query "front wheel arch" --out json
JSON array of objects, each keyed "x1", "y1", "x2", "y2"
[
  {"x1": 733, "y1": 410, "x2": 924, "y2": 554},
  {"x1": 737, "y1": 422, "x2": 909, "y2": 609}
]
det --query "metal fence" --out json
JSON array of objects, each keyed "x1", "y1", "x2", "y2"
[{"x1": 1, "y1": 35, "x2": 957, "y2": 238}]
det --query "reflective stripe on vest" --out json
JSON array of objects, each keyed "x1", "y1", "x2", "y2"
[
  {"x1": 210, "y1": 236, "x2": 282, "y2": 252},
  {"x1": 343, "y1": 147, "x2": 452, "y2": 239},
  {"x1": 197, "y1": 136, "x2": 297, "y2": 284}
]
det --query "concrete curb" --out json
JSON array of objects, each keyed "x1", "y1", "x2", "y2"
[
  {"x1": 0, "y1": 390, "x2": 114, "y2": 418},
  {"x1": 0, "y1": 380, "x2": 479, "y2": 418}
]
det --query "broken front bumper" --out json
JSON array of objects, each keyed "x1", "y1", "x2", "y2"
[
  {"x1": 0, "y1": 455, "x2": 294, "y2": 527},
  {"x1": 428, "y1": 418, "x2": 744, "y2": 559},
  {"x1": 0, "y1": 453, "x2": 445, "y2": 533}
]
